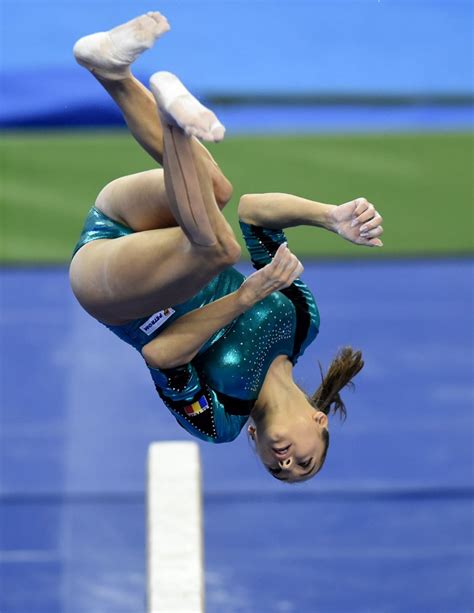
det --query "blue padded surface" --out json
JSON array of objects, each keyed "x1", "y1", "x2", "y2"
[{"x1": 0, "y1": 260, "x2": 473, "y2": 612}]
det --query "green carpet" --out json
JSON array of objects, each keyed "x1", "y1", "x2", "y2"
[{"x1": 1, "y1": 131, "x2": 472, "y2": 262}]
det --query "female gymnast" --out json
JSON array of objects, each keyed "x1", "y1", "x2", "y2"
[{"x1": 70, "y1": 12, "x2": 384, "y2": 483}]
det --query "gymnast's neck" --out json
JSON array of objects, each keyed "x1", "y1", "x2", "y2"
[{"x1": 250, "y1": 355, "x2": 300, "y2": 422}]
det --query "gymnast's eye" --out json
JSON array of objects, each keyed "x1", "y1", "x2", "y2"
[
  {"x1": 268, "y1": 466, "x2": 282, "y2": 475},
  {"x1": 299, "y1": 458, "x2": 312, "y2": 469}
]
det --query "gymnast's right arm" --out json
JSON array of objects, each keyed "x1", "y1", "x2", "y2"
[{"x1": 142, "y1": 242, "x2": 303, "y2": 370}]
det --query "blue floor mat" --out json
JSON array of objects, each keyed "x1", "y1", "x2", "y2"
[{"x1": 1, "y1": 260, "x2": 473, "y2": 612}]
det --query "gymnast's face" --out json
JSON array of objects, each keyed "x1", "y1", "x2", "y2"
[{"x1": 248, "y1": 408, "x2": 329, "y2": 483}]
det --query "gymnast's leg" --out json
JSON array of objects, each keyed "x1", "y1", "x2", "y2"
[
  {"x1": 70, "y1": 100, "x2": 240, "y2": 323},
  {"x1": 70, "y1": 17, "x2": 240, "y2": 324},
  {"x1": 73, "y1": 11, "x2": 233, "y2": 230}
]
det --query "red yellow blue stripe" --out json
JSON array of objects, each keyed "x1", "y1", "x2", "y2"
[{"x1": 184, "y1": 395, "x2": 209, "y2": 416}]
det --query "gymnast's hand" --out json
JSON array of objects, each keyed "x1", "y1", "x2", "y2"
[
  {"x1": 330, "y1": 197, "x2": 384, "y2": 247},
  {"x1": 237, "y1": 243, "x2": 304, "y2": 307}
]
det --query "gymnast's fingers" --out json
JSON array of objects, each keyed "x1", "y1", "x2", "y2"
[
  {"x1": 360, "y1": 225, "x2": 384, "y2": 240},
  {"x1": 354, "y1": 204, "x2": 377, "y2": 226},
  {"x1": 359, "y1": 213, "x2": 383, "y2": 234},
  {"x1": 266, "y1": 254, "x2": 294, "y2": 286},
  {"x1": 270, "y1": 242, "x2": 288, "y2": 269},
  {"x1": 280, "y1": 257, "x2": 304, "y2": 287},
  {"x1": 368, "y1": 237, "x2": 383, "y2": 247},
  {"x1": 289, "y1": 261, "x2": 304, "y2": 283},
  {"x1": 281, "y1": 251, "x2": 301, "y2": 278},
  {"x1": 353, "y1": 197, "x2": 371, "y2": 216},
  {"x1": 270, "y1": 243, "x2": 293, "y2": 274}
]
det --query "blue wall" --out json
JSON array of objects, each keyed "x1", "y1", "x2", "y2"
[{"x1": 1, "y1": 0, "x2": 472, "y2": 125}]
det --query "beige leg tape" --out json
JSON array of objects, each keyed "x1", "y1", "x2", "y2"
[{"x1": 163, "y1": 125, "x2": 217, "y2": 247}]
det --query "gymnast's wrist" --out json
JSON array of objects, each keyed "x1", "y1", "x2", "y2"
[
  {"x1": 235, "y1": 285, "x2": 259, "y2": 310},
  {"x1": 322, "y1": 204, "x2": 339, "y2": 232}
]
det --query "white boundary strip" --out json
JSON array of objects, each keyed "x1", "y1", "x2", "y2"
[{"x1": 147, "y1": 441, "x2": 204, "y2": 613}]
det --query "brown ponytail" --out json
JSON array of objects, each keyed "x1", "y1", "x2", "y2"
[
  {"x1": 298, "y1": 347, "x2": 364, "y2": 479},
  {"x1": 310, "y1": 347, "x2": 364, "y2": 421}
]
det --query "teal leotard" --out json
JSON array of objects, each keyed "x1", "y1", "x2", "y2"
[{"x1": 73, "y1": 207, "x2": 320, "y2": 443}]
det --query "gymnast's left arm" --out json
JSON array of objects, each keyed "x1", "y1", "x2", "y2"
[{"x1": 238, "y1": 193, "x2": 384, "y2": 248}]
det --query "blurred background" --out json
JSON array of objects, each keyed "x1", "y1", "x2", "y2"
[{"x1": 1, "y1": 1, "x2": 473, "y2": 612}]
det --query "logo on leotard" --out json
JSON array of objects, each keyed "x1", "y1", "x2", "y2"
[
  {"x1": 184, "y1": 395, "x2": 209, "y2": 416},
  {"x1": 140, "y1": 308, "x2": 175, "y2": 336}
]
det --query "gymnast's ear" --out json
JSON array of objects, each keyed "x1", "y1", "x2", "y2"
[
  {"x1": 312, "y1": 411, "x2": 328, "y2": 428},
  {"x1": 247, "y1": 425, "x2": 256, "y2": 440}
]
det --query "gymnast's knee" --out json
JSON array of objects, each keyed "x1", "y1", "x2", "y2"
[
  {"x1": 94, "y1": 177, "x2": 128, "y2": 223},
  {"x1": 222, "y1": 234, "x2": 241, "y2": 264},
  {"x1": 215, "y1": 232, "x2": 241, "y2": 266},
  {"x1": 195, "y1": 227, "x2": 241, "y2": 268},
  {"x1": 212, "y1": 169, "x2": 234, "y2": 209}
]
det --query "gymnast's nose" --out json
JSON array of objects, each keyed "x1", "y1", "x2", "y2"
[{"x1": 279, "y1": 457, "x2": 293, "y2": 469}]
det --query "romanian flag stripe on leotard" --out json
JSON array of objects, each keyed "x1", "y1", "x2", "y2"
[{"x1": 184, "y1": 395, "x2": 209, "y2": 416}]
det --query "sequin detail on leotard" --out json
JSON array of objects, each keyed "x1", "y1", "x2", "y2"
[{"x1": 148, "y1": 224, "x2": 320, "y2": 443}]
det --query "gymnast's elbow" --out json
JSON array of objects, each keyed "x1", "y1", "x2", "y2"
[
  {"x1": 142, "y1": 341, "x2": 192, "y2": 370},
  {"x1": 238, "y1": 194, "x2": 261, "y2": 225}
]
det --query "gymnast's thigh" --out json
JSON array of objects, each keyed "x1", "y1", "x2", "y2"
[{"x1": 69, "y1": 227, "x2": 230, "y2": 325}]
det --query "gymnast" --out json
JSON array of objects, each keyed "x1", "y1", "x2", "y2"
[{"x1": 70, "y1": 12, "x2": 384, "y2": 483}]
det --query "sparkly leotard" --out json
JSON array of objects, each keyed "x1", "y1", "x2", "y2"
[{"x1": 73, "y1": 208, "x2": 320, "y2": 443}]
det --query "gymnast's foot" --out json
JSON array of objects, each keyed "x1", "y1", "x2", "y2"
[
  {"x1": 73, "y1": 12, "x2": 170, "y2": 80},
  {"x1": 149, "y1": 71, "x2": 225, "y2": 142}
]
